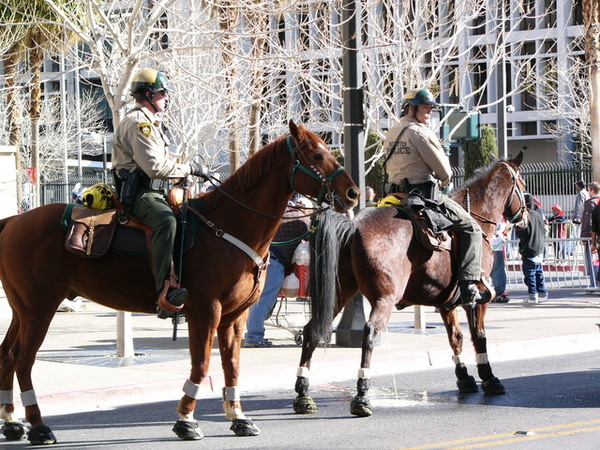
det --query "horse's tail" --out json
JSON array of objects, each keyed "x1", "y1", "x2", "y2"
[{"x1": 307, "y1": 209, "x2": 356, "y2": 344}]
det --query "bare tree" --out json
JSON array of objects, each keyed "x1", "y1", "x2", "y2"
[
  {"x1": 584, "y1": 0, "x2": 600, "y2": 177},
  {"x1": 0, "y1": 0, "x2": 590, "y2": 184}
]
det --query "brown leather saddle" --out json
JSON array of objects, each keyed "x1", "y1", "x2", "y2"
[{"x1": 380, "y1": 192, "x2": 452, "y2": 252}]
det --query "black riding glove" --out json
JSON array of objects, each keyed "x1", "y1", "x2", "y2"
[{"x1": 189, "y1": 161, "x2": 210, "y2": 180}]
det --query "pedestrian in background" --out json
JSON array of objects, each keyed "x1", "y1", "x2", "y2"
[
  {"x1": 572, "y1": 180, "x2": 588, "y2": 224},
  {"x1": 581, "y1": 182, "x2": 600, "y2": 290},
  {"x1": 515, "y1": 193, "x2": 548, "y2": 304},
  {"x1": 490, "y1": 217, "x2": 512, "y2": 303},
  {"x1": 365, "y1": 186, "x2": 377, "y2": 207},
  {"x1": 244, "y1": 199, "x2": 311, "y2": 347},
  {"x1": 548, "y1": 204, "x2": 567, "y2": 259}
]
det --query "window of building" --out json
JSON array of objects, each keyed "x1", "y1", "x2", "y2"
[
  {"x1": 520, "y1": 121, "x2": 537, "y2": 136},
  {"x1": 518, "y1": 0, "x2": 536, "y2": 31},
  {"x1": 572, "y1": 0, "x2": 583, "y2": 26},
  {"x1": 471, "y1": 11, "x2": 485, "y2": 35},
  {"x1": 543, "y1": 0, "x2": 557, "y2": 28},
  {"x1": 542, "y1": 120, "x2": 557, "y2": 135}
]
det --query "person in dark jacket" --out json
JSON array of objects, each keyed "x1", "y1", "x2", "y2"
[{"x1": 515, "y1": 193, "x2": 548, "y2": 304}]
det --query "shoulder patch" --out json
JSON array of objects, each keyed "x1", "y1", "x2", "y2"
[{"x1": 137, "y1": 122, "x2": 152, "y2": 138}]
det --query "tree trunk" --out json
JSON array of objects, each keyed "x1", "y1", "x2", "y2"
[
  {"x1": 4, "y1": 43, "x2": 23, "y2": 206},
  {"x1": 29, "y1": 32, "x2": 44, "y2": 208},
  {"x1": 584, "y1": 0, "x2": 600, "y2": 179}
]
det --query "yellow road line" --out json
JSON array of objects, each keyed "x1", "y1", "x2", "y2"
[{"x1": 405, "y1": 419, "x2": 600, "y2": 449}]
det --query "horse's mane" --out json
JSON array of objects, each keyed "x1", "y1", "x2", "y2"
[
  {"x1": 195, "y1": 134, "x2": 291, "y2": 211},
  {"x1": 454, "y1": 158, "x2": 514, "y2": 206}
]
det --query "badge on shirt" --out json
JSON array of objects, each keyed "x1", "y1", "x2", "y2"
[{"x1": 137, "y1": 122, "x2": 152, "y2": 138}]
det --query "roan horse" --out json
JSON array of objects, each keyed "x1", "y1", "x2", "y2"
[
  {"x1": 293, "y1": 152, "x2": 528, "y2": 417},
  {"x1": 0, "y1": 120, "x2": 359, "y2": 444}
]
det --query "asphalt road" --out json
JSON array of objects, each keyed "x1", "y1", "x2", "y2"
[{"x1": 2, "y1": 351, "x2": 599, "y2": 449}]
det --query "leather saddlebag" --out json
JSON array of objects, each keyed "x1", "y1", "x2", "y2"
[{"x1": 65, "y1": 207, "x2": 118, "y2": 258}]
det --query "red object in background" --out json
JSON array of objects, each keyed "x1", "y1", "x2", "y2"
[{"x1": 292, "y1": 264, "x2": 310, "y2": 298}]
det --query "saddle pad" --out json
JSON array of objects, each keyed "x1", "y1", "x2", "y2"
[{"x1": 62, "y1": 204, "x2": 197, "y2": 257}]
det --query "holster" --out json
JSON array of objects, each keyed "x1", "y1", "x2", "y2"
[{"x1": 114, "y1": 168, "x2": 140, "y2": 207}]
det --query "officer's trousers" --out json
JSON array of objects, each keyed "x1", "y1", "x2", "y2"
[{"x1": 132, "y1": 188, "x2": 177, "y2": 293}]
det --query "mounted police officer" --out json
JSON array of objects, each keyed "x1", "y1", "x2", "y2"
[
  {"x1": 112, "y1": 69, "x2": 210, "y2": 318},
  {"x1": 382, "y1": 88, "x2": 483, "y2": 305}
]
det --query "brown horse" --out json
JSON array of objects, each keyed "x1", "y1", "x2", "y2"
[
  {"x1": 293, "y1": 152, "x2": 527, "y2": 417},
  {"x1": 0, "y1": 120, "x2": 359, "y2": 444}
]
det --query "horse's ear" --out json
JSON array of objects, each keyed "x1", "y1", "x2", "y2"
[
  {"x1": 289, "y1": 120, "x2": 300, "y2": 140},
  {"x1": 510, "y1": 150, "x2": 524, "y2": 167}
]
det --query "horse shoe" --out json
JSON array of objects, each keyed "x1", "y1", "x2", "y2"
[{"x1": 230, "y1": 418, "x2": 260, "y2": 437}]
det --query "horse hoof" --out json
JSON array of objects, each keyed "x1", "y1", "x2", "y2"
[
  {"x1": 457, "y1": 376, "x2": 478, "y2": 393},
  {"x1": 2, "y1": 421, "x2": 29, "y2": 440},
  {"x1": 482, "y1": 377, "x2": 506, "y2": 395},
  {"x1": 172, "y1": 420, "x2": 204, "y2": 440},
  {"x1": 28, "y1": 425, "x2": 57, "y2": 445},
  {"x1": 293, "y1": 396, "x2": 318, "y2": 414},
  {"x1": 230, "y1": 418, "x2": 260, "y2": 436},
  {"x1": 350, "y1": 395, "x2": 373, "y2": 417}
]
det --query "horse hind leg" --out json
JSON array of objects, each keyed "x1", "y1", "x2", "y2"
[{"x1": 0, "y1": 318, "x2": 28, "y2": 441}]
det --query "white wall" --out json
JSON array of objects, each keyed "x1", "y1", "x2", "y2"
[{"x1": 0, "y1": 146, "x2": 17, "y2": 219}]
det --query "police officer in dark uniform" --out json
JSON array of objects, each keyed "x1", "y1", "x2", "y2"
[{"x1": 112, "y1": 69, "x2": 210, "y2": 318}]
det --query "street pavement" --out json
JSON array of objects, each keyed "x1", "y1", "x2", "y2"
[{"x1": 0, "y1": 288, "x2": 599, "y2": 419}]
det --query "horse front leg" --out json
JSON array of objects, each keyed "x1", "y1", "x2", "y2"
[
  {"x1": 349, "y1": 299, "x2": 395, "y2": 418},
  {"x1": 466, "y1": 304, "x2": 505, "y2": 395},
  {"x1": 217, "y1": 314, "x2": 260, "y2": 437},
  {"x1": 172, "y1": 311, "x2": 218, "y2": 441},
  {"x1": 292, "y1": 317, "x2": 322, "y2": 414},
  {"x1": 440, "y1": 307, "x2": 478, "y2": 393}
]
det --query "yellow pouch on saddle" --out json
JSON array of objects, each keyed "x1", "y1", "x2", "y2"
[
  {"x1": 65, "y1": 207, "x2": 118, "y2": 258},
  {"x1": 377, "y1": 194, "x2": 404, "y2": 207}
]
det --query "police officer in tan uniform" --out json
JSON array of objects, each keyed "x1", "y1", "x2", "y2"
[
  {"x1": 383, "y1": 89, "x2": 483, "y2": 305},
  {"x1": 113, "y1": 69, "x2": 209, "y2": 318}
]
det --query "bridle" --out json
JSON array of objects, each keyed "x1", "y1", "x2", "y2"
[
  {"x1": 469, "y1": 161, "x2": 526, "y2": 226},
  {"x1": 500, "y1": 162, "x2": 527, "y2": 225},
  {"x1": 286, "y1": 136, "x2": 346, "y2": 207}
]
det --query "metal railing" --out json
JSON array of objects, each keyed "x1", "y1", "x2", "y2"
[{"x1": 504, "y1": 236, "x2": 595, "y2": 291}]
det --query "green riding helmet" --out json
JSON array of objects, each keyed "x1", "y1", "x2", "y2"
[
  {"x1": 130, "y1": 69, "x2": 175, "y2": 98},
  {"x1": 402, "y1": 89, "x2": 437, "y2": 108}
]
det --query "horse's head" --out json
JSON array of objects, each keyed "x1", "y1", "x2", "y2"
[
  {"x1": 500, "y1": 151, "x2": 529, "y2": 229},
  {"x1": 287, "y1": 120, "x2": 359, "y2": 212}
]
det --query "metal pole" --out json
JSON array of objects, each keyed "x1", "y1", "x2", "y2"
[
  {"x1": 496, "y1": 0, "x2": 508, "y2": 159},
  {"x1": 336, "y1": 0, "x2": 367, "y2": 348}
]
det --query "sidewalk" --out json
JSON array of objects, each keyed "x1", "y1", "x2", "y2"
[{"x1": 0, "y1": 288, "x2": 599, "y2": 418}]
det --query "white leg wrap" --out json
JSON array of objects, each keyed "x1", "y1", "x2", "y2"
[
  {"x1": 0, "y1": 405, "x2": 15, "y2": 422},
  {"x1": 475, "y1": 353, "x2": 489, "y2": 364},
  {"x1": 452, "y1": 355, "x2": 462, "y2": 365},
  {"x1": 357, "y1": 368, "x2": 371, "y2": 379},
  {"x1": 20, "y1": 390, "x2": 37, "y2": 407},
  {"x1": 0, "y1": 389, "x2": 13, "y2": 404},
  {"x1": 182, "y1": 379, "x2": 202, "y2": 400},
  {"x1": 222, "y1": 386, "x2": 240, "y2": 402},
  {"x1": 223, "y1": 402, "x2": 247, "y2": 420},
  {"x1": 296, "y1": 366, "x2": 310, "y2": 378},
  {"x1": 177, "y1": 411, "x2": 195, "y2": 421}
]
